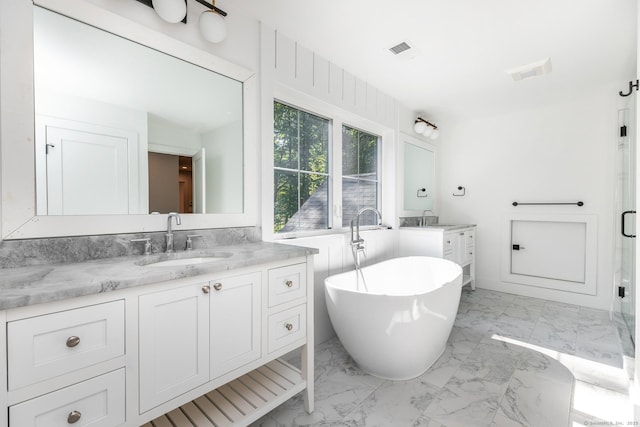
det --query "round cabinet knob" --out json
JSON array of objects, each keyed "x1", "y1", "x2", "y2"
[
  {"x1": 67, "y1": 410, "x2": 82, "y2": 424},
  {"x1": 285, "y1": 323, "x2": 294, "y2": 331},
  {"x1": 213, "y1": 283, "x2": 222, "y2": 291},
  {"x1": 285, "y1": 280, "x2": 293, "y2": 288},
  {"x1": 66, "y1": 336, "x2": 80, "y2": 348},
  {"x1": 202, "y1": 285, "x2": 210, "y2": 294}
]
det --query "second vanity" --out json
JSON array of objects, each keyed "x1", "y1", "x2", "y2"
[
  {"x1": 0, "y1": 241, "x2": 317, "y2": 427},
  {"x1": 398, "y1": 224, "x2": 476, "y2": 289}
]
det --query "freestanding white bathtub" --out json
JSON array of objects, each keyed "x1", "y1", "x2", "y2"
[{"x1": 324, "y1": 256, "x2": 463, "y2": 380}]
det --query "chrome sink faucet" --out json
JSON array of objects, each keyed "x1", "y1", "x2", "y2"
[
  {"x1": 421, "y1": 209, "x2": 434, "y2": 227},
  {"x1": 165, "y1": 212, "x2": 181, "y2": 253}
]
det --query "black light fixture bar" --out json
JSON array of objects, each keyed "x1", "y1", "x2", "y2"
[
  {"x1": 134, "y1": 0, "x2": 227, "y2": 23},
  {"x1": 193, "y1": 0, "x2": 227, "y2": 16},
  {"x1": 415, "y1": 116, "x2": 438, "y2": 130}
]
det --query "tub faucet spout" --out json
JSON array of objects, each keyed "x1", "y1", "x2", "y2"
[{"x1": 350, "y1": 207, "x2": 382, "y2": 250}]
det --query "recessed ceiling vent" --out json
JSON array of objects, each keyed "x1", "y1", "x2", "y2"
[
  {"x1": 505, "y1": 57, "x2": 552, "y2": 81},
  {"x1": 389, "y1": 41, "x2": 412, "y2": 55}
]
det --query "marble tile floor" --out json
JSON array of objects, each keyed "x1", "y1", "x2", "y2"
[{"x1": 251, "y1": 288, "x2": 635, "y2": 427}]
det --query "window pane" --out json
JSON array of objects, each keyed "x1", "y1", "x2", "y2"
[
  {"x1": 342, "y1": 177, "x2": 378, "y2": 227},
  {"x1": 358, "y1": 133, "x2": 379, "y2": 178},
  {"x1": 273, "y1": 101, "x2": 299, "y2": 170},
  {"x1": 297, "y1": 173, "x2": 329, "y2": 230},
  {"x1": 274, "y1": 101, "x2": 331, "y2": 234},
  {"x1": 299, "y1": 111, "x2": 329, "y2": 174},
  {"x1": 342, "y1": 126, "x2": 379, "y2": 179},
  {"x1": 342, "y1": 127, "x2": 358, "y2": 177},
  {"x1": 276, "y1": 172, "x2": 329, "y2": 233},
  {"x1": 274, "y1": 170, "x2": 298, "y2": 233}
]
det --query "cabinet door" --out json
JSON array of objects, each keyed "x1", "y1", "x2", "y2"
[
  {"x1": 210, "y1": 272, "x2": 261, "y2": 378},
  {"x1": 139, "y1": 284, "x2": 210, "y2": 413}
]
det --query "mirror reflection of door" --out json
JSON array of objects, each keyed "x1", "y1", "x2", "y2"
[
  {"x1": 148, "y1": 153, "x2": 204, "y2": 214},
  {"x1": 35, "y1": 116, "x2": 140, "y2": 215}
]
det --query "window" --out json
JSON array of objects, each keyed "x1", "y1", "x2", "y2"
[
  {"x1": 341, "y1": 126, "x2": 381, "y2": 227},
  {"x1": 273, "y1": 101, "x2": 382, "y2": 235},
  {"x1": 273, "y1": 101, "x2": 331, "y2": 233}
]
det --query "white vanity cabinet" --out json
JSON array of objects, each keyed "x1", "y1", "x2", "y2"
[
  {"x1": 0, "y1": 251, "x2": 315, "y2": 427},
  {"x1": 138, "y1": 283, "x2": 211, "y2": 413},
  {"x1": 399, "y1": 226, "x2": 476, "y2": 289},
  {"x1": 138, "y1": 272, "x2": 262, "y2": 413},
  {"x1": 209, "y1": 272, "x2": 261, "y2": 379},
  {"x1": 3, "y1": 299, "x2": 127, "y2": 427}
]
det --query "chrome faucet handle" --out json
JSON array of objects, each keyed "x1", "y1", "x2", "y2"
[
  {"x1": 185, "y1": 234, "x2": 203, "y2": 251},
  {"x1": 131, "y1": 238, "x2": 152, "y2": 255}
]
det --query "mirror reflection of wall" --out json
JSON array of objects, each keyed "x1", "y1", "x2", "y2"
[
  {"x1": 33, "y1": 6, "x2": 244, "y2": 216},
  {"x1": 403, "y1": 141, "x2": 435, "y2": 211}
]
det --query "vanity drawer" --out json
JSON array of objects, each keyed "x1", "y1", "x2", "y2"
[
  {"x1": 465, "y1": 230, "x2": 475, "y2": 248},
  {"x1": 443, "y1": 233, "x2": 454, "y2": 253},
  {"x1": 268, "y1": 304, "x2": 306, "y2": 353},
  {"x1": 9, "y1": 369, "x2": 125, "y2": 427},
  {"x1": 7, "y1": 300, "x2": 125, "y2": 390},
  {"x1": 268, "y1": 263, "x2": 306, "y2": 307}
]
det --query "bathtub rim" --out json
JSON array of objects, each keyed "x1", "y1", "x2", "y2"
[{"x1": 324, "y1": 255, "x2": 463, "y2": 297}]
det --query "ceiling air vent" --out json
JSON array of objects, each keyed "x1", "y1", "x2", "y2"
[
  {"x1": 389, "y1": 41, "x2": 412, "y2": 55},
  {"x1": 505, "y1": 58, "x2": 552, "y2": 82}
]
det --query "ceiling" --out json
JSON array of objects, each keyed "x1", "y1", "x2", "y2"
[{"x1": 238, "y1": 0, "x2": 637, "y2": 122}]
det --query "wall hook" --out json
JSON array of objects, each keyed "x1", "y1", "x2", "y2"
[
  {"x1": 416, "y1": 188, "x2": 428, "y2": 198},
  {"x1": 453, "y1": 186, "x2": 466, "y2": 196},
  {"x1": 620, "y1": 80, "x2": 639, "y2": 97}
]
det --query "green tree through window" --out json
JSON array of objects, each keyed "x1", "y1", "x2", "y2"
[
  {"x1": 342, "y1": 126, "x2": 380, "y2": 227},
  {"x1": 274, "y1": 101, "x2": 330, "y2": 233}
]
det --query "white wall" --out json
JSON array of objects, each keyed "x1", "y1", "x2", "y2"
[
  {"x1": 201, "y1": 121, "x2": 243, "y2": 213},
  {"x1": 439, "y1": 83, "x2": 621, "y2": 310}
]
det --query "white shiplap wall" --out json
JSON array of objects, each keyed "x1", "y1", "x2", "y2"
[
  {"x1": 264, "y1": 26, "x2": 398, "y2": 129},
  {"x1": 260, "y1": 24, "x2": 401, "y2": 344}
]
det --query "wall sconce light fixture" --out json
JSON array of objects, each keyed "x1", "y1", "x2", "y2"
[
  {"x1": 138, "y1": 0, "x2": 228, "y2": 43},
  {"x1": 414, "y1": 117, "x2": 440, "y2": 140}
]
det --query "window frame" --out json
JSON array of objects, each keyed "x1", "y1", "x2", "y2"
[
  {"x1": 273, "y1": 100, "x2": 333, "y2": 234},
  {"x1": 269, "y1": 90, "x2": 390, "y2": 240}
]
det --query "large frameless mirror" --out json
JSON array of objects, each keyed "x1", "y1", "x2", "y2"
[{"x1": 33, "y1": 6, "x2": 243, "y2": 216}]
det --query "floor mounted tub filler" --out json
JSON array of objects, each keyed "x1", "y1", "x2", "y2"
[{"x1": 325, "y1": 256, "x2": 463, "y2": 380}]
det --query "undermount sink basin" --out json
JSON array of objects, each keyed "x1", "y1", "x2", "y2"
[{"x1": 142, "y1": 252, "x2": 233, "y2": 268}]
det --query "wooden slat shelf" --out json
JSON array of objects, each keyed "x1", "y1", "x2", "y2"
[{"x1": 141, "y1": 359, "x2": 305, "y2": 427}]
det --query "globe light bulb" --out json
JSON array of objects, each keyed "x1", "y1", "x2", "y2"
[
  {"x1": 414, "y1": 120, "x2": 427, "y2": 134},
  {"x1": 199, "y1": 10, "x2": 227, "y2": 43},
  {"x1": 152, "y1": 0, "x2": 186, "y2": 23}
]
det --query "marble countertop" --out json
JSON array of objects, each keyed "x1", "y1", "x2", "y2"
[
  {"x1": 400, "y1": 224, "x2": 476, "y2": 231},
  {"x1": 0, "y1": 241, "x2": 318, "y2": 311}
]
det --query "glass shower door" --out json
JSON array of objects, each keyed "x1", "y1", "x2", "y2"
[{"x1": 617, "y1": 107, "x2": 636, "y2": 345}]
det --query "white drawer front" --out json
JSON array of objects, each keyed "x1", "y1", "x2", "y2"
[
  {"x1": 268, "y1": 263, "x2": 306, "y2": 307},
  {"x1": 9, "y1": 369, "x2": 125, "y2": 427},
  {"x1": 8, "y1": 300, "x2": 125, "y2": 390},
  {"x1": 465, "y1": 230, "x2": 475, "y2": 248},
  {"x1": 268, "y1": 304, "x2": 306, "y2": 353}
]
